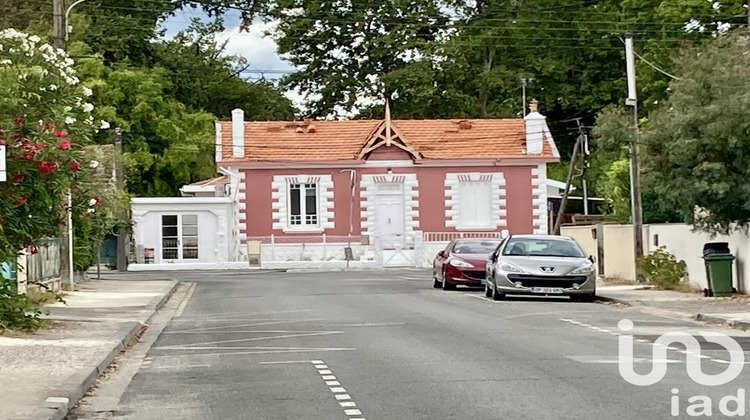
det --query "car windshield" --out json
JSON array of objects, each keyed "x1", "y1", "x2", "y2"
[
  {"x1": 502, "y1": 238, "x2": 585, "y2": 258},
  {"x1": 452, "y1": 241, "x2": 501, "y2": 254}
]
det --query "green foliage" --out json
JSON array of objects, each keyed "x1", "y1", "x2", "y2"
[
  {"x1": 636, "y1": 246, "x2": 687, "y2": 290},
  {"x1": 0, "y1": 278, "x2": 47, "y2": 331},
  {"x1": 641, "y1": 35, "x2": 750, "y2": 234}
]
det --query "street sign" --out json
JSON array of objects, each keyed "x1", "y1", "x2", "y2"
[{"x1": 0, "y1": 145, "x2": 6, "y2": 182}]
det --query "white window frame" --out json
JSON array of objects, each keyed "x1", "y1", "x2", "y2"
[{"x1": 287, "y1": 182, "x2": 320, "y2": 229}]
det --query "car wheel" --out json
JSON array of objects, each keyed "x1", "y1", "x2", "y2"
[
  {"x1": 491, "y1": 285, "x2": 505, "y2": 301},
  {"x1": 432, "y1": 269, "x2": 442, "y2": 289},
  {"x1": 442, "y1": 270, "x2": 455, "y2": 291},
  {"x1": 484, "y1": 281, "x2": 492, "y2": 298}
]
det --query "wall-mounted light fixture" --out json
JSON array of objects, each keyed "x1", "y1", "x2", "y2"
[{"x1": 386, "y1": 167, "x2": 393, "y2": 175}]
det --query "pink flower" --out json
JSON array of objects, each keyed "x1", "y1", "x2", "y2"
[
  {"x1": 53, "y1": 130, "x2": 68, "y2": 138},
  {"x1": 38, "y1": 161, "x2": 59, "y2": 173},
  {"x1": 57, "y1": 140, "x2": 71, "y2": 150},
  {"x1": 14, "y1": 195, "x2": 28, "y2": 205},
  {"x1": 14, "y1": 116, "x2": 24, "y2": 126},
  {"x1": 0, "y1": 139, "x2": 6, "y2": 146},
  {"x1": 13, "y1": 174, "x2": 24, "y2": 183},
  {"x1": 24, "y1": 154, "x2": 34, "y2": 160},
  {"x1": 35, "y1": 142, "x2": 45, "y2": 150},
  {"x1": 69, "y1": 160, "x2": 80, "y2": 171}
]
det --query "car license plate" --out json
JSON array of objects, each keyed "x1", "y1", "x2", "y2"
[{"x1": 530, "y1": 287, "x2": 564, "y2": 294}]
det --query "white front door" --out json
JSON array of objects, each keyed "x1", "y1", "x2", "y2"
[
  {"x1": 161, "y1": 214, "x2": 199, "y2": 261},
  {"x1": 376, "y1": 194, "x2": 405, "y2": 249}
]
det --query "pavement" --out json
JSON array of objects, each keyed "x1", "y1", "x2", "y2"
[
  {"x1": 0, "y1": 276, "x2": 179, "y2": 420},
  {"x1": 0, "y1": 272, "x2": 747, "y2": 420}
]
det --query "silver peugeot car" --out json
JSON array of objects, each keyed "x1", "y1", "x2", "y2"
[{"x1": 484, "y1": 234, "x2": 596, "y2": 302}]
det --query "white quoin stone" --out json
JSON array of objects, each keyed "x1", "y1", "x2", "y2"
[
  {"x1": 524, "y1": 107, "x2": 546, "y2": 155},
  {"x1": 232, "y1": 108, "x2": 244, "y2": 157}
]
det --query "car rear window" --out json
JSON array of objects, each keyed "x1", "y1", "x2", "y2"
[{"x1": 502, "y1": 238, "x2": 585, "y2": 258}]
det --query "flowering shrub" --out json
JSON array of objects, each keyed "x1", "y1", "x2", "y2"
[{"x1": 0, "y1": 29, "x2": 100, "y2": 330}]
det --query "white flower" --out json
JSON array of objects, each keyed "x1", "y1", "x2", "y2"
[
  {"x1": 87, "y1": 208, "x2": 96, "y2": 213},
  {"x1": 49, "y1": 84, "x2": 57, "y2": 91},
  {"x1": 89, "y1": 160, "x2": 100, "y2": 169},
  {"x1": 82, "y1": 103, "x2": 94, "y2": 113},
  {"x1": 88, "y1": 198, "x2": 98, "y2": 206},
  {"x1": 28, "y1": 35, "x2": 40, "y2": 43},
  {"x1": 65, "y1": 116, "x2": 76, "y2": 124},
  {"x1": 82, "y1": 87, "x2": 92, "y2": 97},
  {"x1": 100, "y1": 120, "x2": 110, "y2": 130},
  {"x1": 0, "y1": 59, "x2": 11, "y2": 65}
]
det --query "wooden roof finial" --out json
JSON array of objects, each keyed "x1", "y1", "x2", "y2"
[{"x1": 385, "y1": 98, "x2": 392, "y2": 147}]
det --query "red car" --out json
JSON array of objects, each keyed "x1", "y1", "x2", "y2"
[{"x1": 433, "y1": 238, "x2": 503, "y2": 290}]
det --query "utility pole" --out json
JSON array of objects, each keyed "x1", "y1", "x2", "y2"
[
  {"x1": 581, "y1": 129, "x2": 590, "y2": 216},
  {"x1": 53, "y1": 0, "x2": 66, "y2": 50},
  {"x1": 624, "y1": 32, "x2": 645, "y2": 281},
  {"x1": 553, "y1": 133, "x2": 583, "y2": 235},
  {"x1": 115, "y1": 128, "x2": 127, "y2": 271}
]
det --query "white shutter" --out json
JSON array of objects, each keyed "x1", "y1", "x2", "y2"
[{"x1": 459, "y1": 181, "x2": 492, "y2": 228}]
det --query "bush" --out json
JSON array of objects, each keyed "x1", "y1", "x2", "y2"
[{"x1": 636, "y1": 247, "x2": 687, "y2": 290}]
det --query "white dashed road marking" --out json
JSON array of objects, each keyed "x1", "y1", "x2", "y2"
[
  {"x1": 559, "y1": 318, "x2": 737, "y2": 364},
  {"x1": 313, "y1": 360, "x2": 366, "y2": 419}
]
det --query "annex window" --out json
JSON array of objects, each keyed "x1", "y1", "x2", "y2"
[
  {"x1": 161, "y1": 214, "x2": 199, "y2": 260},
  {"x1": 458, "y1": 181, "x2": 492, "y2": 228},
  {"x1": 289, "y1": 183, "x2": 319, "y2": 227}
]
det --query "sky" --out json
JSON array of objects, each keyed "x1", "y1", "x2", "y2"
[{"x1": 162, "y1": 7, "x2": 303, "y2": 105}]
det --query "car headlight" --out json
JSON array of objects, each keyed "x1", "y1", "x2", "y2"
[
  {"x1": 498, "y1": 261, "x2": 524, "y2": 273},
  {"x1": 449, "y1": 259, "x2": 474, "y2": 268},
  {"x1": 569, "y1": 263, "x2": 595, "y2": 275}
]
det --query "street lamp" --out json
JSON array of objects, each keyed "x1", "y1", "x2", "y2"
[{"x1": 65, "y1": 0, "x2": 89, "y2": 41}]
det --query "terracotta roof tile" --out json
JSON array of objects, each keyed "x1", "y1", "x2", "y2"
[{"x1": 218, "y1": 119, "x2": 556, "y2": 162}]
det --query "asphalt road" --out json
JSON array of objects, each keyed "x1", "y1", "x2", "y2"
[{"x1": 70, "y1": 270, "x2": 750, "y2": 419}]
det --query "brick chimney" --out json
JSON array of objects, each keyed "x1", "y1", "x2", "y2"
[{"x1": 231, "y1": 108, "x2": 244, "y2": 157}]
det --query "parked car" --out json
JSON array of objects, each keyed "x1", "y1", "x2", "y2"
[
  {"x1": 484, "y1": 234, "x2": 596, "y2": 301},
  {"x1": 433, "y1": 238, "x2": 503, "y2": 290}
]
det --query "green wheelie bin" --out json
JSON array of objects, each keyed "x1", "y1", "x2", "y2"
[{"x1": 702, "y1": 242, "x2": 735, "y2": 297}]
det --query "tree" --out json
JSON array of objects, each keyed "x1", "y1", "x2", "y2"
[
  {"x1": 641, "y1": 34, "x2": 750, "y2": 234},
  {"x1": 270, "y1": 0, "x2": 448, "y2": 117},
  {"x1": 0, "y1": 29, "x2": 98, "y2": 330}
]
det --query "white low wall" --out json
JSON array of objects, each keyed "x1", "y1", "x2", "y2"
[
  {"x1": 563, "y1": 223, "x2": 749, "y2": 293},
  {"x1": 647, "y1": 224, "x2": 748, "y2": 293}
]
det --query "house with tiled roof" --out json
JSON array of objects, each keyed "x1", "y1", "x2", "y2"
[
  {"x1": 210, "y1": 101, "x2": 560, "y2": 268},
  {"x1": 128, "y1": 101, "x2": 559, "y2": 270}
]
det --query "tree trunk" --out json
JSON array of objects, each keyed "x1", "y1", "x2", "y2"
[{"x1": 478, "y1": 46, "x2": 495, "y2": 118}]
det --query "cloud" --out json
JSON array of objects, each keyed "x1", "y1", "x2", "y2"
[{"x1": 215, "y1": 21, "x2": 296, "y2": 80}]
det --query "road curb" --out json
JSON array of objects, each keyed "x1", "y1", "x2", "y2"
[
  {"x1": 695, "y1": 314, "x2": 750, "y2": 332},
  {"x1": 28, "y1": 280, "x2": 181, "y2": 420}
]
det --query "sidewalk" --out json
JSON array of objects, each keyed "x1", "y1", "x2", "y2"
[
  {"x1": 0, "y1": 277, "x2": 179, "y2": 420},
  {"x1": 596, "y1": 282, "x2": 750, "y2": 331}
]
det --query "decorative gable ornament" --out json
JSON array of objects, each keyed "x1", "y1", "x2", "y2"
[{"x1": 357, "y1": 102, "x2": 422, "y2": 160}]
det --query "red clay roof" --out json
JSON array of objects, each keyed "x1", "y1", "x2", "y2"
[{"x1": 218, "y1": 119, "x2": 556, "y2": 162}]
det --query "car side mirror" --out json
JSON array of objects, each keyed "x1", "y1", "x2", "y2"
[
  {"x1": 437, "y1": 250, "x2": 446, "y2": 258},
  {"x1": 588, "y1": 255, "x2": 596, "y2": 264},
  {"x1": 490, "y1": 252, "x2": 498, "y2": 263}
]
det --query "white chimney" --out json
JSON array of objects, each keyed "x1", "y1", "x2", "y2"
[
  {"x1": 524, "y1": 100, "x2": 545, "y2": 154},
  {"x1": 231, "y1": 108, "x2": 244, "y2": 158}
]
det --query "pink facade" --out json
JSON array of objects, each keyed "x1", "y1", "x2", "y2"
[{"x1": 238, "y1": 164, "x2": 539, "y2": 239}]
